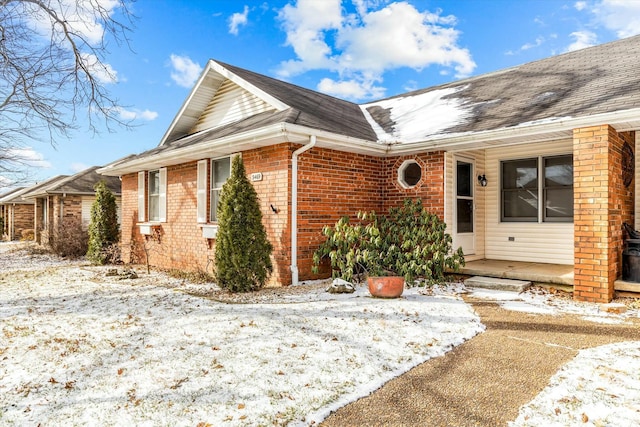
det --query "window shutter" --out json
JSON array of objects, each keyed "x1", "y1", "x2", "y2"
[
  {"x1": 158, "y1": 168, "x2": 167, "y2": 222},
  {"x1": 137, "y1": 171, "x2": 145, "y2": 222},
  {"x1": 197, "y1": 160, "x2": 207, "y2": 223}
]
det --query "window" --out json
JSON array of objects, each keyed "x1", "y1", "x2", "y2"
[
  {"x1": 398, "y1": 160, "x2": 422, "y2": 188},
  {"x1": 210, "y1": 157, "x2": 231, "y2": 222},
  {"x1": 138, "y1": 168, "x2": 166, "y2": 222},
  {"x1": 501, "y1": 155, "x2": 572, "y2": 222},
  {"x1": 148, "y1": 170, "x2": 160, "y2": 221}
]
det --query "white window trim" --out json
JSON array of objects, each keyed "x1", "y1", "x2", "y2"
[
  {"x1": 397, "y1": 159, "x2": 422, "y2": 189},
  {"x1": 500, "y1": 154, "x2": 573, "y2": 223},
  {"x1": 141, "y1": 168, "x2": 167, "y2": 224},
  {"x1": 196, "y1": 160, "x2": 208, "y2": 223},
  {"x1": 137, "y1": 171, "x2": 145, "y2": 222}
]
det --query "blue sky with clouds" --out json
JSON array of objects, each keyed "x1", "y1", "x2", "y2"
[{"x1": 17, "y1": 0, "x2": 640, "y2": 184}]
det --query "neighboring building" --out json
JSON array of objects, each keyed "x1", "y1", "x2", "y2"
[
  {"x1": 0, "y1": 187, "x2": 34, "y2": 240},
  {"x1": 21, "y1": 167, "x2": 121, "y2": 247},
  {"x1": 98, "y1": 35, "x2": 640, "y2": 303}
]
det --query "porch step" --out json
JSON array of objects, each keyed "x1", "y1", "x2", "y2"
[{"x1": 465, "y1": 276, "x2": 532, "y2": 293}]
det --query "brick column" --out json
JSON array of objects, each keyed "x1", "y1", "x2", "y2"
[{"x1": 573, "y1": 125, "x2": 633, "y2": 302}]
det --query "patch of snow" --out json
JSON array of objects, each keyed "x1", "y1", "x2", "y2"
[
  {"x1": 510, "y1": 341, "x2": 640, "y2": 427},
  {"x1": 361, "y1": 86, "x2": 471, "y2": 143},
  {"x1": 469, "y1": 287, "x2": 639, "y2": 324}
]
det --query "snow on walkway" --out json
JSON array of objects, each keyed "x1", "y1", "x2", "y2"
[{"x1": 0, "y1": 261, "x2": 482, "y2": 426}]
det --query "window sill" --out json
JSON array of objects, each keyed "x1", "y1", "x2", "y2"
[
  {"x1": 137, "y1": 222, "x2": 161, "y2": 235},
  {"x1": 199, "y1": 224, "x2": 219, "y2": 239}
]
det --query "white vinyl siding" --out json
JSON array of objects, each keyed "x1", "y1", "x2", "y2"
[
  {"x1": 196, "y1": 160, "x2": 208, "y2": 223},
  {"x1": 485, "y1": 139, "x2": 574, "y2": 264},
  {"x1": 191, "y1": 79, "x2": 275, "y2": 134},
  {"x1": 137, "y1": 172, "x2": 145, "y2": 222}
]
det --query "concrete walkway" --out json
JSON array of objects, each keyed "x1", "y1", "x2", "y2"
[{"x1": 321, "y1": 296, "x2": 640, "y2": 427}]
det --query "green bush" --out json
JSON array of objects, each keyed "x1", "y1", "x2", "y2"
[
  {"x1": 87, "y1": 181, "x2": 120, "y2": 264},
  {"x1": 214, "y1": 156, "x2": 273, "y2": 292},
  {"x1": 313, "y1": 199, "x2": 465, "y2": 286}
]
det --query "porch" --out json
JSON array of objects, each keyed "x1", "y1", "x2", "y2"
[{"x1": 459, "y1": 259, "x2": 640, "y2": 296}]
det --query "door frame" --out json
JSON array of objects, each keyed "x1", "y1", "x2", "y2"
[{"x1": 454, "y1": 155, "x2": 476, "y2": 256}]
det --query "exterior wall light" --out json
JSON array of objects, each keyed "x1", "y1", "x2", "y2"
[{"x1": 477, "y1": 174, "x2": 488, "y2": 187}]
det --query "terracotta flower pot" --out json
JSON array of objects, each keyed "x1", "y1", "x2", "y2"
[{"x1": 367, "y1": 276, "x2": 404, "y2": 298}]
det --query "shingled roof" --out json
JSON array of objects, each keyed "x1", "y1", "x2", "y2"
[
  {"x1": 22, "y1": 167, "x2": 120, "y2": 199},
  {"x1": 0, "y1": 187, "x2": 33, "y2": 205},
  {"x1": 362, "y1": 34, "x2": 640, "y2": 143},
  {"x1": 100, "y1": 35, "x2": 640, "y2": 175}
]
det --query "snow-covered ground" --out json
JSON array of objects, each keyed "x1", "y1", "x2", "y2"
[
  {"x1": 0, "y1": 243, "x2": 483, "y2": 426},
  {"x1": 1, "y1": 241, "x2": 639, "y2": 426}
]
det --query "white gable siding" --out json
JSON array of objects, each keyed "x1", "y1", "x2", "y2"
[
  {"x1": 484, "y1": 139, "x2": 574, "y2": 265},
  {"x1": 191, "y1": 79, "x2": 276, "y2": 134}
]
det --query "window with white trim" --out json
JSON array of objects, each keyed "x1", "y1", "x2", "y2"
[
  {"x1": 138, "y1": 168, "x2": 167, "y2": 222},
  {"x1": 149, "y1": 170, "x2": 160, "y2": 221},
  {"x1": 398, "y1": 160, "x2": 422, "y2": 189},
  {"x1": 501, "y1": 154, "x2": 573, "y2": 222},
  {"x1": 210, "y1": 157, "x2": 231, "y2": 222}
]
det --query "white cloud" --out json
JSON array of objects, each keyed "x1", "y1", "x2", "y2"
[
  {"x1": 9, "y1": 148, "x2": 52, "y2": 169},
  {"x1": 317, "y1": 77, "x2": 385, "y2": 100},
  {"x1": 574, "y1": 1, "x2": 587, "y2": 11},
  {"x1": 80, "y1": 53, "x2": 118, "y2": 84},
  {"x1": 589, "y1": 0, "x2": 640, "y2": 38},
  {"x1": 228, "y1": 5, "x2": 249, "y2": 35},
  {"x1": 28, "y1": 0, "x2": 121, "y2": 46},
  {"x1": 565, "y1": 30, "x2": 598, "y2": 52},
  {"x1": 117, "y1": 107, "x2": 158, "y2": 121},
  {"x1": 169, "y1": 54, "x2": 203, "y2": 88},
  {"x1": 276, "y1": 0, "x2": 475, "y2": 100},
  {"x1": 521, "y1": 36, "x2": 545, "y2": 51},
  {"x1": 70, "y1": 162, "x2": 89, "y2": 173}
]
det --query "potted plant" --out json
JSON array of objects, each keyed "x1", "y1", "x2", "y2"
[{"x1": 313, "y1": 199, "x2": 465, "y2": 298}]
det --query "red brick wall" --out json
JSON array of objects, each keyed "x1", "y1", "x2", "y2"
[
  {"x1": 118, "y1": 144, "x2": 449, "y2": 286},
  {"x1": 573, "y1": 125, "x2": 634, "y2": 302},
  {"x1": 295, "y1": 146, "x2": 385, "y2": 280},
  {"x1": 381, "y1": 152, "x2": 446, "y2": 219},
  {"x1": 121, "y1": 145, "x2": 292, "y2": 285}
]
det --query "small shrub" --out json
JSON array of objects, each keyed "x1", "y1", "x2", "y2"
[
  {"x1": 313, "y1": 199, "x2": 465, "y2": 286},
  {"x1": 21, "y1": 229, "x2": 34, "y2": 241},
  {"x1": 51, "y1": 218, "x2": 88, "y2": 258}
]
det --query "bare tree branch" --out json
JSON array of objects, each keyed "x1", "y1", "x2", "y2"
[{"x1": 0, "y1": 0, "x2": 135, "y2": 188}]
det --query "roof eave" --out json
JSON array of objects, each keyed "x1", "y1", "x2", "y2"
[{"x1": 98, "y1": 123, "x2": 388, "y2": 176}]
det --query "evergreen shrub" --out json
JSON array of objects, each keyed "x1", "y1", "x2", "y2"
[{"x1": 214, "y1": 156, "x2": 273, "y2": 292}]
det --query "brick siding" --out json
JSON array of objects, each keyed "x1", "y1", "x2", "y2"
[
  {"x1": 573, "y1": 126, "x2": 634, "y2": 302},
  {"x1": 119, "y1": 142, "x2": 448, "y2": 286}
]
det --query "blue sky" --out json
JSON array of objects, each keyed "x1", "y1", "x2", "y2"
[{"x1": 18, "y1": 0, "x2": 640, "y2": 184}]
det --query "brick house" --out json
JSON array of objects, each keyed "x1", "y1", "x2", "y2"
[
  {"x1": 21, "y1": 167, "x2": 121, "y2": 247},
  {"x1": 0, "y1": 187, "x2": 35, "y2": 240},
  {"x1": 98, "y1": 35, "x2": 640, "y2": 303}
]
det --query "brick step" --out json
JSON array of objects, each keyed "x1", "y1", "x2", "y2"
[{"x1": 464, "y1": 276, "x2": 531, "y2": 293}]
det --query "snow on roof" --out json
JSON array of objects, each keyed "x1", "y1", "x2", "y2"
[{"x1": 360, "y1": 86, "x2": 474, "y2": 144}]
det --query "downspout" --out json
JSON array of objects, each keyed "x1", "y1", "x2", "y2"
[{"x1": 290, "y1": 135, "x2": 316, "y2": 286}]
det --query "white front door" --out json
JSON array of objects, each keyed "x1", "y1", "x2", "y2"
[{"x1": 455, "y1": 158, "x2": 475, "y2": 255}]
